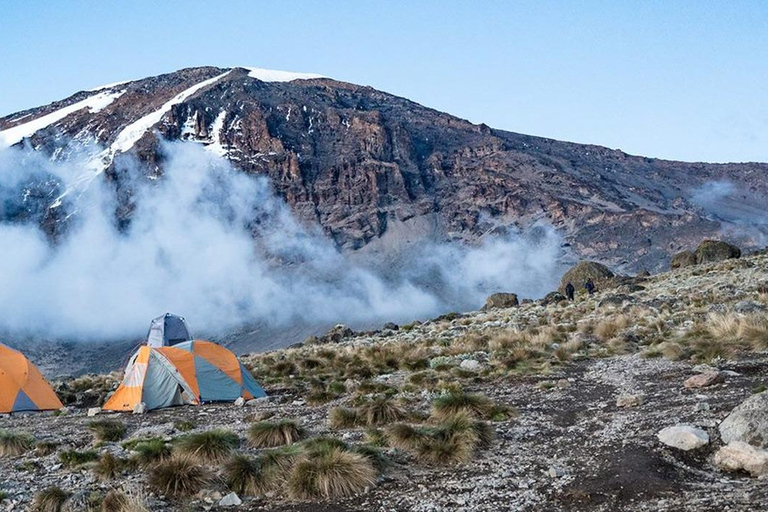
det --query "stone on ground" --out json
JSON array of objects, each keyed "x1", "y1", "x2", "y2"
[
  {"x1": 657, "y1": 425, "x2": 709, "y2": 451},
  {"x1": 713, "y1": 441, "x2": 768, "y2": 477},
  {"x1": 219, "y1": 492, "x2": 242, "y2": 506},
  {"x1": 684, "y1": 371, "x2": 724, "y2": 389},
  {"x1": 616, "y1": 393, "x2": 645, "y2": 408}
]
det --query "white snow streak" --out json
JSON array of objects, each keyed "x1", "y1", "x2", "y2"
[
  {"x1": 108, "y1": 70, "x2": 232, "y2": 156},
  {"x1": 246, "y1": 67, "x2": 325, "y2": 82},
  {"x1": 205, "y1": 110, "x2": 228, "y2": 156},
  {"x1": 0, "y1": 90, "x2": 125, "y2": 148}
]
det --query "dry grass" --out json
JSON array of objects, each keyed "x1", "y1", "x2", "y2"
[
  {"x1": 287, "y1": 447, "x2": 377, "y2": 500},
  {"x1": 148, "y1": 456, "x2": 213, "y2": 498},
  {"x1": 223, "y1": 454, "x2": 268, "y2": 496},
  {"x1": 128, "y1": 438, "x2": 172, "y2": 467},
  {"x1": 707, "y1": 313, "x2": 741, "y2": 340},
  {"x1": 0, "y1": 429, "x2": 34, "y2": 457},
  {"x1": 738, "y1": 315, "x2": 768, "y2": 349},
  {"x1": 357, "y1": 397, "x2": 408, "y2": 426},
  {"x1": 431, "y1": 391, "x2": 494, "y2": 420},
  {"x1": 594, "y1": 314, "x2": 631, "y2": 341},
  {"x1": 32, "y1": 487, "x2": 68, "y2": 512},
  {"x1": 34, "y1": 441, "x2": 59, "y2": 457},
  {"x1": 328, "y1": 407, "x2": 361, "y2": 429},
  {"x1": 93, "y1": 452, "x2": 125, "y2": 481},
  {"x1": 100, "y1": 489, "x2": 150, "y2": 512},
  {"x1": 175, "y1": 430, "x2": 239, "y2": 463},
  {"x1": 88, "y1": 419, "x2": 127, "y2": 443},
  {"x1": 248, "y1": 420, "x2": 306, "y2": 448}
]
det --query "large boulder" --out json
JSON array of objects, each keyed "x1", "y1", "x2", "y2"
[
  {"x1": 482, "y1": 292, "x2": 519, "y2": 310},
  {"x1": 559, "y1": 261, "x2": 614, "y2": 294},
  {"x1": 719, "y1": 391, "x2": 768, "y2": 448},
  {"x1": 694, "y1": 240, "x2": 741, "y2": 265},
  {"x1": 670, "y1": 250, "x2": 696, "y2": 269}
]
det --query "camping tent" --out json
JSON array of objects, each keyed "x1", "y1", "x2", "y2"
[
  {"x1": 103, "y1": 340, "x2": 265, "y2": 412},
  {"x1": 0, "y1": 342, "x2": 63, "y2": 413},
  {"x1": 147, "y1": 313, "x2": 192, "y2": 347}
]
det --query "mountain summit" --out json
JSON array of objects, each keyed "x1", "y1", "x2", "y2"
[{"x1": 1, "y1": 66, "x2": 766, "y2": 271}]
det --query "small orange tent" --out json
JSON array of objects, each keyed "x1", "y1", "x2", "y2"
[
  {"x1": 0, "y1": 342, "x2": 63, "y2": 413},
  {"x1": 103, "y1": 340, "x2": 265, "y2": 412}
]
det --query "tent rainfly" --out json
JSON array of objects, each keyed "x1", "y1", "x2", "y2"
[
  {"x1": 0, "y1": 342, "x2": 63, "y2": 413},
  {"x1": 103, "y1": 340, "x2": 266, "y2": 412},
  {"x1": 147, "y1": 313, "x2": 192, "y2": 347}
]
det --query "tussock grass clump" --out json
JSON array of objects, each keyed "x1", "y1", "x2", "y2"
[
  {"x1": 0, "y1": 429, "x2": 34, "y2": 457},
  {"x1": 384, "y1": 423, "x2": 426, "y2": 451},
  {"x1": 88, "y1": 419, "x2": 127, "y2": 443},
  {"x1": 431, "y1": 391, "x2": 494, "y2": 420},
  {"x1": 59, "y1": 449, "x2": 99, "y2": 467},
  {"x1": 129, "y1": 438, "x2": 172, "y2": 466},
  {"x1": 223, "y1": 454, "x2": 268, "y2": 496},
  {"x1": 248, "y1": 420, "x2": 305, "y2": 448},
  {"x1": 287, "y1": 447, "x2": 377, "y2": 500},
  {"x1": 174, "y1": 420, "x2": 195, "y2": 432},
  {"x1": 148, "y1": 456, "x2": 213, "y2": 498},
  {"x1": 256, "y1": 445, "x2": 304, "y2": 489},
  {"x1": 101, "y1": 489, "x2": 150, "y2": 512},
  {"x1": 34, "y1": 441, "x2": 59, "y2": 457},
  {"x1": 594, "y1": 315, "x2": 630, "y2": 341},
  {"x1": 328, "y1": 407, "x2": 361, "y2": 429},
  {"x1": 386, "y1": 412, "x2": 493, "y2": 466},
  {"x1": 175, "y1": 430, "x2": 239, "y2": 463},
  {"x1": 708, "y1": 313, "x2": 740, "y2": 340},
  {"x1": 737, "y1": 315, "x2": 768, "y2": 349},
  {"x1": 93, "y1": 452, "x2": 126, "y2": 480},
  {"x1": 32, "y1": 487, "x2": 68, "y2": 512},
  {"x1": 358, "y1": 397, "x2": 408, "y2": 426}
]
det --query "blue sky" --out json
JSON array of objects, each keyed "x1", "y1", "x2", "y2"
[{"x1": 0, "y1": 1, "x2": 766, "y2": 163}]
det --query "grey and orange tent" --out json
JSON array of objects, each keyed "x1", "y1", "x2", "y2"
[
  {"x1": 0, "y1": 342, "x2": 63, "y2": 413},
  {"x1": 103, "y1": 340, "x2": 265, "y2": 412}
]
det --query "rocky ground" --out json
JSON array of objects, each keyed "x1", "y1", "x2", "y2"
[{"x1": 2, "y1": 252, "x2": 768, "y2": 511}]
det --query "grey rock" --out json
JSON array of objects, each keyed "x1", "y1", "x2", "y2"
[
  {"x1": 657, "y1": 425, "x2": 709, "y2": 451},
  {"x1": 719, "y1": 391, "x2": 768, "y2": 448},
  {"x1": 219, "y1": 492, "x2": 242, "y2": 507}
]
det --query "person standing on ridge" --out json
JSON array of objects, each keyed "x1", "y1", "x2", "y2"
[
  {"x1": 565, "y1": 282, "x2": 575, "y2": 301},
  {"x1": 585, "y1": 279, "x2": 595, "y2": 296}
]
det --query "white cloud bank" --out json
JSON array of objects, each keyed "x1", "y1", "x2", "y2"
[{"x1": 0, "y1": 142, "x2": 563, "y2": 341}]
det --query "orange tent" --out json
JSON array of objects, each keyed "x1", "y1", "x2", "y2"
[
  {"x1": 0, "y1": 342, "x2": 63, "y2": 413},
  {"x1": 104, "y1": 340, "x2": 265, "y2": 412}
]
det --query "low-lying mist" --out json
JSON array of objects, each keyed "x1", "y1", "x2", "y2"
[
  {"x1": 691, "y1": 180, "x2": 768, "y2": 246},
  {"x1": 0, "y1": 142, "x2": 563, "y2": 342}
]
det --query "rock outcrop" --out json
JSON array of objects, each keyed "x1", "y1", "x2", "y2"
[
  {"x1": 671, "y1": 250, "x2": 697, "y2": 269},
  {"x1": 694, "y1": 240, "x2": 741, "y2": 264},
  {"x1": 719, "y1": 391, "x2": 768, "y2": 448},
  {"x1": 482, "y1": 293, "x2": 519, "y2": 310},
  {"x1": 559, "y1": 261, "x2": 614, "y2": 294}
]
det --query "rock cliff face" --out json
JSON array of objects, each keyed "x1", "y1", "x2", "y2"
[{"x1": 2, "y1": 66, "x2": 767, "y2": 271}]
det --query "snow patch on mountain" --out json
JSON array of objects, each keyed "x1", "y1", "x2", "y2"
[
  {"x1": 0, "y1": 90, "x2": 125, "y2": 148},
  {"x1": 205, "y1": 110, "x2": 228, "y2": 156},
  {"x1": 246, "y1": 67, "x2": 325, "y2": 82},
  {"x1": 108, "y1": 70, "x2": 232, "y2": 157}
]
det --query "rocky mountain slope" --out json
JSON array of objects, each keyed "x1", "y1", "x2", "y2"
[
  {"x1": 1, "y1": 249, "x2": 768, "y2": 511},
  {"x1": 2, "y1": 66, "x2": 767, "y2": 272}
]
